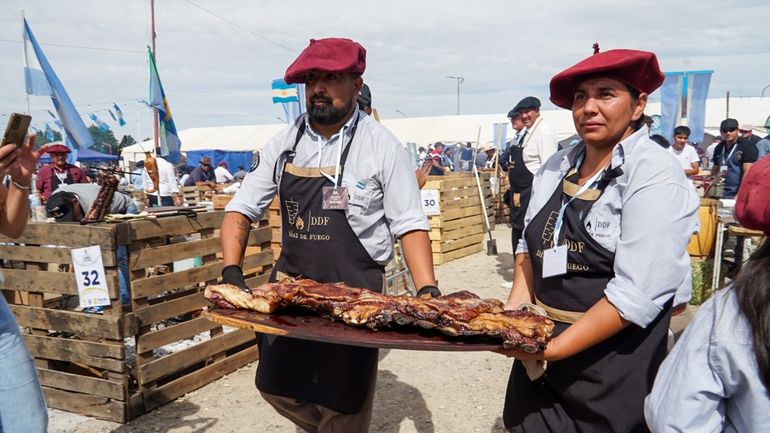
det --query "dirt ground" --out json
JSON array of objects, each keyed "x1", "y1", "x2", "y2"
[{"x1": 48, "y1": 226, "x2": 521, "y2": 433}]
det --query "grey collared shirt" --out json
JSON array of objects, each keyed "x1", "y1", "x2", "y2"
[
  {"x1": 226, "y1": 111, "x2": 428, "y2": 265},
  {"x1": 645, "y1": 287, "x2": 770, "y2": 433},
  {"x1": 516, "y1": 127, "x2": 699, "y2": 327}
]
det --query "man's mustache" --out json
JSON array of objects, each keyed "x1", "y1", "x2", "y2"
[{"x1": 310, "y1": 96, "x2": 332, "y2": 104}]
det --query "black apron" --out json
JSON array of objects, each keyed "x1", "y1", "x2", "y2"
[
  {"x1": 51, "y1": 166, "x2": 73, "y2": 191},
  {"x1": 256, "y1": 119, "x2": 384, "y2": 414},
  {"x1": 508, "y1": 132, "x2": 532, "y2": 231},
  {"x1": 503, "y1": 165, "x2": 672, "y2": 433}
]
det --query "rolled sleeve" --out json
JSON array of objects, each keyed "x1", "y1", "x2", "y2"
[
  {"x1": 225, "y1": 134, "x2": 288, "y2": 222},
  {"x1": 604, "y1": 182, "x2": 699, "y2": 327},
  {"x1": 382, "y1": 144, "x2": 429, "y2": 238},
  {"x1": 644, "y1": 296, "x2": 725, "y2": 432}
]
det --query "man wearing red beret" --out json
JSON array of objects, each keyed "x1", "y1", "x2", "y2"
[
  {"x1": 220, "y1": 37, "x2": 438, "y2": 432},
  {"x1": 34, "y1": 142, "x2": 87, "y2": 203}
]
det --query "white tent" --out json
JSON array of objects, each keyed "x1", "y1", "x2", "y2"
[{"x1": 121, "y1": 97, "x2": 770, "y2": 162}]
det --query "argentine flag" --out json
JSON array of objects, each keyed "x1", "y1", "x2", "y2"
[{"x1": 272, "y1": 79, "x2": 299, "y2": 103}]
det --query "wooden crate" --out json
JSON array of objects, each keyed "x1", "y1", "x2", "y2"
[
  {"x1": 2, "y1": 211, "x2": 272, "y2": 423},
  {"x1": 212, "y1": 194, "x2": 234, "y2": 210},
  {"x1": 269, "y1": 197, "x2": 282, "y2": 260},
  {"x1": 424, "y1": 173, "x2": 488, "y2": 264}
]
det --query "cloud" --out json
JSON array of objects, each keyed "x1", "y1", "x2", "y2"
[{"x1": 1, "y1": 0, "x2": 768, "y2": 133}]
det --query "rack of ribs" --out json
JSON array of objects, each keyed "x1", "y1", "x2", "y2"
[{"x1": 205, "y1": 278, "x2": 554, "y2": 352}]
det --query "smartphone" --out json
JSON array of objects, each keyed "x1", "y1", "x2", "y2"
[{"x1": 1, "y1": 113, "x2": 32, "y2": 147}]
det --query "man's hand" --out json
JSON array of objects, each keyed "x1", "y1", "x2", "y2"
[
  {"x1": 416, "y1": 285, "x2": 441, "y2": 298},
  {"x1": 222, "y1": 264, "x2": 250, "y2": 293}
]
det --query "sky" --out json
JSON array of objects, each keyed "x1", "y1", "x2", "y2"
[{"x1": 1, "y1": 0, "x2": 769, "y2": 140}]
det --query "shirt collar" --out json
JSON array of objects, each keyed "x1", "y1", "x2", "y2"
[
  {"x1": 559, "y1": 127, "x2": 647, "y2": 173},
  {"x1": 304, "y1": 109, "x2": 360, "y2": 144}
]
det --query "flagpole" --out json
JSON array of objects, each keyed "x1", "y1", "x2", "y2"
[
  {"x1": 150, "y1": 0, "x2": 159, "y2": 158},
  {"x1": 21, "y1": 10, "x2": 31, "y2": 115}
]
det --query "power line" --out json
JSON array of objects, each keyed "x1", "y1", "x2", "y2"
[
  {"x1": 184, "y1": 0, "x2": 296, "y2": 53},
  {"x1": 0, "y1": 38, "x2": 144, "y2": 54}
]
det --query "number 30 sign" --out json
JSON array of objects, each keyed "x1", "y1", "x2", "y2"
[
  {"x1": 420, "y1": 189, "x2": 440, "y2": 216},
  {"x1": 71, "y1": 246, "x2": 111, "y2": 308}
]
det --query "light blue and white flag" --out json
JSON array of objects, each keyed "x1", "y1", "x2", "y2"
[
  {"x1": 44, "y1": 122, "x2": 55, "y2": 140},
  {"x1": 88, "y1": 112, "x2": 110, "y2": 132},
  {"x1": 149, "y1": 47, "x2": 181, "y2": 164},
  {"x1": 492, "y1": 123, "x2": 508, "y2": 151},
  {"x1": 272, "y1": 79, "x2": 301, "y2": 123},
  {"x1": 23, "y1": 18, "x2": 93, "y2": 154},
  {"x1": 112, "y1": 103, "x2": 126, "y2": 126},
  {"x1": 660, "y1": 72, "x2": 684, "y2": 142},
  {"x1": 685, "y1": 71, "x2": 713, "y2": 143}
]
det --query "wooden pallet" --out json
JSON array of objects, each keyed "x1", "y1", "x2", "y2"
[{"x1": 2, "y1": 211, "x2": 272, "y2": 423}]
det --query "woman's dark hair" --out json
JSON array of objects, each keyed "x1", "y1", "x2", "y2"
[
  {"x1": 734, "y1": 239, "x2": 770, "y2": 389},
  {"x1": 624, "y1": 84, "x2": 646, "y2": 131},
  {"x1": 649, "y1": 134, "x2": 671, "y2": 148}
]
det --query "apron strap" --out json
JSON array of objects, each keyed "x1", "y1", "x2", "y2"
[
  {"x1": 272, "y1": 121, "x2": 308, "y2": 185},
  {"x1": 535, "y1": 297, "x2": 584, "y2": 324}
]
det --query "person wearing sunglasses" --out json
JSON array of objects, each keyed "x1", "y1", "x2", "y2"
[{"x1": 710, "y1": 118, "x2": 758, "y2": 199}]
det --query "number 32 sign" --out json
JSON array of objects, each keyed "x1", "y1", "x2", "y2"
[{"x1": 71, "y1": 246, "x2": 111, "y2": 308}]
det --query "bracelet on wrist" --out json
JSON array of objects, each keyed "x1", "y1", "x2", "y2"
[{"x1": 10, "y1": 178, "x2": 31, "y2": 191}]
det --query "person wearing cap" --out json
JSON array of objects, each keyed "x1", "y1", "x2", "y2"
[
  {"x1": 739, "y1": 123, "x2": 761, "y2": 146},
  {"x1": 645, "y1": 154, "x2": 770, "y2": 433},
  {"x1": 0, "y1": 134, "x2": 48, "y2": 432},
  {"x1": 143, "y1": 155, "x2": 181, "y2": 207},
  {"x1": 710, "y1": 118, "x2": 758, "y2": 199},
  {"x1": 183, "y1": 156, "x2": 216, "y2": 187},
  {"x1": 214, "y1": 161, "x2": 234, "y2": 184},
  {"x1": 669, "y1": 125, "x2": 700, "y2": 177},
  {"x1": 220, "y1": 37, "x2": 437, "y2": 432},
  {"x1": 357, "y1": 83, "x2": 372, "y2": 116},
  {"x1": 499, "y1": 105, "x2": 540, "y2": 253},
  {"x1": 498, "y1": 48, "x2": 699, "y2": 432},
  {"x1": 34, "y1": 143, "x2": 87, "y2": 203}
]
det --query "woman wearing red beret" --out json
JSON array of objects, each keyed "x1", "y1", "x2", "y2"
[
  {"x1": 499, "y1": 48, "x2": 699, "y2": 432},
  {"x1": 645, "y1": 155, "x2": 770, "y2": 432}
]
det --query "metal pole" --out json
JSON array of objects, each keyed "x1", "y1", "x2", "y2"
[
  {"x1": 150, "y1": 0, "x2": 159, "y2": 157},
  {"x1": 726, "y1": 91, "x2": 730, "y2": 118},
  {"x1": 447, "y1": 76, "x2": 464, "y2": 115},
  {"x1": 21, "y1": 10, "x2": 32, "y2": 115}
]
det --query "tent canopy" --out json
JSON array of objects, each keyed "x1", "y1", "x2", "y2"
[
  {"x1": 39, "y1": 145, "x2": 119, "y2": 163},
  {"x1": 120, "y1": 97, "x2": 770, "y2": 160},
  {"x1": 185, "y1": 150, "x2": 253, "y2": 174}
]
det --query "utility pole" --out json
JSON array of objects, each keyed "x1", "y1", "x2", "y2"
[{"x1": 447, "y1": 76, "x2": 464, "y2": 115}]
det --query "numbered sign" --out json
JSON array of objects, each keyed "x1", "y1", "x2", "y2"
[
  {"x1": 421, "y1": 189, "x2": 441, "y2": 216},
  {"x1": 71, "y1": 246, "x2": 110, "y2": 308}
]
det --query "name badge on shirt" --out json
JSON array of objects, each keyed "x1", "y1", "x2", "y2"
[
  {"x1": 542, "y1": 245, "x2": 568, "y2": 278},
  {"x1": 322, "y1": 186, "x2": 348, "y2": 210}
]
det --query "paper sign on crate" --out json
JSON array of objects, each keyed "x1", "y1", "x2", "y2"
[
  {"x1": 421, "y1": 189, "x2": 440, "y2": 216},
  {"x1": 71, "y1": 245, "x2": 110, "y2": 308}
]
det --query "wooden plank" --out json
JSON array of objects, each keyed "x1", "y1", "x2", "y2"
[
  {"x1": 0, "y1": 245, "x2": 117, "y2": 267},
  {"x1": 1, "y1": 268, "x2": 120, "y2": 297},
  {"x1": 133, "y1": 290, "x2": 207, "y2": 326},
  {"x1": 42, "y1": 386, "x2": 125, "y2": 423},
  {"x1": 132, "y1": 250, "x2": 272, "y2": 299},
  {"x1": 441, "y1": 196, "x2": 480, "y2": 209},
  {"x1": 24, "y1": 334, "x2": 126, "y2": 373},
  {"x1": 440, "y1": 206, "x2": 482, "y2": 222},
  {"x1": 116, "y1": 212, "x2": 224, "y2": 244},
  {"x1": 129, "y1": 227, "x2": 270, "y2": 270},
  {"x1": 136, "y1": 316, "x2": 219, "y2": 354},
  {"x1": 430, "y1": 212, "x2": 483, "y2": 229},
  {"x1": 37, "y1": 368, "x2": 125, "y2": 401},
  {"x1": 439, "y1": 224, "x2": 485, "y2": 242},
  {"x1": 138, "y1": 329, "x2": 255, "y2": 384},
  {"x1": 438, "y1": 233, "x2": 484, "y2": 254},
  {"x1": 245, "y1": 272, "x2": 271, "y2": 288},
  {"x1": 142, "y1": 345, "x2": 258, "y2": 412},
  {"x1": 12, "y1": 305, "x2": 122, "y2": 339},
  {"x1": 433, "y1": 243, "x2": 483, "y2": 264},
  {"x1": 0, "y1": 223, "x2": 116, "y2": 249}
]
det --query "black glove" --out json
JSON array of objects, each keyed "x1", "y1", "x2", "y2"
[
  {"x1": 222, "y1": 265, "x2": 250, "y2": 293},
  {"x1": 416, "y1": 285, "x2": 441, "y2": 298}
]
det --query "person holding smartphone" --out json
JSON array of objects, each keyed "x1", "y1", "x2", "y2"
[{"x1": 0, "y1": 131, "x2": 48, "y2": 432}]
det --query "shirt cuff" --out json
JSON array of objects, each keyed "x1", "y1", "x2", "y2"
[
  {"x1": 515, "y1": 239, "x2": 529, "y2": 255},
  {"x1": 389, "y1": 211, "x2": 429, "y2": 239},
  {"x1": 604, "y1": 278, "x2": 663, "y2": 327}
]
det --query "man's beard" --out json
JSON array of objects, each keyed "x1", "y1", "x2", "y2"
[{"x1": 308, "y1": 96, "x2": 352, "y2": 125}]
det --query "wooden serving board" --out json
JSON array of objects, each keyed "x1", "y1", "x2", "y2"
[{"x1": 203, "y1": 308, "x2": 502, "y2": 352}]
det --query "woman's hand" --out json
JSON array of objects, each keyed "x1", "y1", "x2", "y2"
[
  {"x1": 0, "y1": 142, "x2": 20, "y2": 179},
  {"x1": 9, "y1": 135, "x2": 40, "y2": 183},
  {"x1": 493, "y1": 337, "x2": 565, "y2": 362}
]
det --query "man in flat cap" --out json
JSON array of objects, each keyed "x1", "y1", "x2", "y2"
[
  {"x1": 35, "y1": 142, "x2": 88, "y2": 203},
  {"x1": 711, "y1": 118, "x2": 758, "y2": 198},
  {"x1": 500, "y1": 96, "x2": 557, "y2": 254},
  {"x1": 220, "y1": 37, "x2": 437, "y2": 432}
]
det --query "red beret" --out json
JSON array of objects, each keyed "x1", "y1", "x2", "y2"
[
  {"x1": 735, "y1": 155, "x2": 770, "y2": 234},
  {"x1": 43, "y1": 143, "x2": 71, "y2": 154},
  {"x1": 284, "y1": 38, "x2": 366, "y2": 84},
  {"x1": 549, "y1": 49, "x2": 665, "y2": 109}
]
